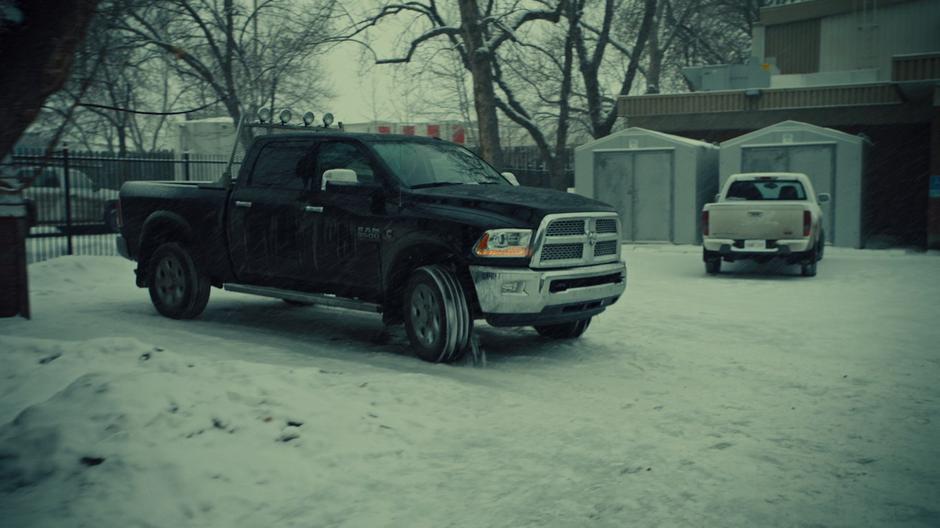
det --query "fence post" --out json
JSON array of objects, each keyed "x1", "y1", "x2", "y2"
[
  {"x1": 183, "y1": 152, "x2": 191, "y2": 181},
  {"x1": 62, "y1": 147, "x2": 73, "y2": 255}
]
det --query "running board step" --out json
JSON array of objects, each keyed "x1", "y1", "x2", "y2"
[{"x1": 223, "y1": 283, "x2": 382, "y2": 313}]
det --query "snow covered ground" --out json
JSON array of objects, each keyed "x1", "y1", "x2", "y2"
[{"x1": 1, "y1": 246, "x2": 939, "y2": 527}]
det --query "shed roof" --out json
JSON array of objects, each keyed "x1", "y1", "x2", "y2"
[
  {"x1": 720, "y1": 120, "x2": 870, "y2": 148},
  {"x1": 575, "y1": 127, "x2": 717, "y2": 152}
]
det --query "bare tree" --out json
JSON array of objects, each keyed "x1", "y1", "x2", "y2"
[
  {"x1": 358, "y1": 0, "x2": 565, "y2": 167},
  {"x1": 663, "y1": 0, "x2": 758, "y2": 67},
  {"x1": 25, "y1": 1, "x2": 197, "y2": 155},
  {"x1": 117, "y1": 0, "x2": 338, "y2": 149},
  {"x1": 573, "y1": 0, "x2": 657, "y2": 138},
  {"x1": 0, "y1": 0, "x2": 100, "y2": 160},
  {"x1": 489, "y1": 1, "x2": 579, "y2": 189}
]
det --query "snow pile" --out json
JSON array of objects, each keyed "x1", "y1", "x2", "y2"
[{"x1": 0, "y1": 335, "x2": 486, "y2": 527}]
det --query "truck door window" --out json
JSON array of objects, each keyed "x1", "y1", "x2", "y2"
[
  {"x1": 315, "y1": 142, "x2": 376, "y2": 189},
  {"x1": 249, "y1": 143, "x2": 310, "y2": 190}
]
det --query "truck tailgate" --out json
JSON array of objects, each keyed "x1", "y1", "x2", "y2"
[{"x1": 708, "y1": 203, "x2": 806, "y2": 239}]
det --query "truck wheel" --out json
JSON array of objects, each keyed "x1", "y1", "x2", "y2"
[
  {"x1": 404, "y1": 264, "x2": 472, "y2": 363},
  {"x1": 801, "y1": 256, "x2": 817, "y2": 277},
  {"x1": 816, "y1": 234, "x2": 825, "y2": 262},
  {"x1": 705, "y1": 258, "x2": 721, "y2": 275},
  {"x1": 534, "y1": 318, "x2": 592, "y2": 339},
  {"x1": 103, "y1": 203, "x2": 119, "y2": 233},
  {"x1": 148, "y1": 242, "x2": 211, "y2": 319}
]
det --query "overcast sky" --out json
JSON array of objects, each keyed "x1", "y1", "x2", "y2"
[{"x1": 321, "y1": 9, "x2": 426, "y2": 125}]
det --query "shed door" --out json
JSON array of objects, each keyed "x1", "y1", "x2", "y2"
[
  {"x1": 742, "y1": 145, "x2": 835, "y2": 243},
  {"x1": 633, "y1": 151, "x2": 673, "y2": 241},
  {"x1": 593, "y1": 150, "x2": 673, "y2": 242},
  {"x1": 594, "y1": 152, "x2": 632, "y2": 238}
]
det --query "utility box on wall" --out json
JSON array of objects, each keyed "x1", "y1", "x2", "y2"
[
  {"x1": 574, "y1": 128, "x2": 719, "y2": 244},
  {"x1": 720, "y1": 121, "x2": 869, "y2": 248}
]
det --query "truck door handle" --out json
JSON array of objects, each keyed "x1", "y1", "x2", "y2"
[
  {"x1": 235, "y1": 201, "x2": 252, "y2": 208},
  {"x1": 304, "y1": 205, "x2": 324, "y2": 213}
]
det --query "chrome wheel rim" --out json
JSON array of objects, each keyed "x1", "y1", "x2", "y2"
[
  {"x1": 410, "y1": 283, "x2": 441, "y2": 346},
  {"x1": 155, "y1": 254, "x2": 186, "y2": 307}
]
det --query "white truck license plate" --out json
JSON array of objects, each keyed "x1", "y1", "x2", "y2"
[{"x1": 744, "y1": 240, "x2": 766, "y2": 250}]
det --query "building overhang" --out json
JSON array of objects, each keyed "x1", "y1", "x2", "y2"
[
  {"x1": 617, "y1": 81, "x2": 939, "y2": 133},
  {"x1": 759, "y1": 0, "x2": 917, "y2": 27}
]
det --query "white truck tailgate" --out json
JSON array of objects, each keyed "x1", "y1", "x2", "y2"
[{"x1": 708, "y1": 203, "x2": 806, "y2": 240}]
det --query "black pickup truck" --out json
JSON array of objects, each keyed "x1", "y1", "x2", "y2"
[{"x1": 117, "y1": 129, "x2": 626, "y2": 362}]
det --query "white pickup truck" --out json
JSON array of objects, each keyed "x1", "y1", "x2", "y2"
[{"x1": 702, "y1": 172, "x2": 830, "y2": 277}]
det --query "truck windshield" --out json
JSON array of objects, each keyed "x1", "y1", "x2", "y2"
[
  {"x1": 726, "y1": 180, "x2": 807, "y2": 201},
  {"x1": 371, "y1": 141, "x2": 508, "y2": 188}
]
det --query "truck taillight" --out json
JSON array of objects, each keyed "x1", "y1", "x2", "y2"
[
  {"x1": 702, "y1": 210, "x2": 709, "y2": 236},
  {"x1": 803, "y1": 210, "x2": 811, "y2": 237}
]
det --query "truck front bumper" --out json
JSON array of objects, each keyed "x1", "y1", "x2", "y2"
[{"x1": 468, "y1": 262, "x2": 626, "y2": 327}]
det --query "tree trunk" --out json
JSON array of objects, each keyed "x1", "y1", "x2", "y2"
[
  {"x1": 591, "y1": 0, "x2": 657, "y2": 139},
  {"x1": 0, "y1": 0, "x2": 100, "y2": 160},
  {"x1": 457, "y1": 0, "x2": 503, "y2": 168},
  {"x1": 646, "y1": 2, "x2": 663, "y2": 94},
  {"x1": 547, "y1": 156, "x2": 569, "y2": 191}
]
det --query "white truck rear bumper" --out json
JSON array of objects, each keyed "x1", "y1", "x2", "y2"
[{"x1": 703, "y1": 238, "x2": 813, "y2": 253}]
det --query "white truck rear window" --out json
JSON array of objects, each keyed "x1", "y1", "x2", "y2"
[{"x1": 726, "y1": 180, "x2": 806, "y2": 201}]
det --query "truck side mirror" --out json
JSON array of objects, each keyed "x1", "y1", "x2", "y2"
[
  {"x1": 321, "y1": 168, "x2": 358, "y2": 191},
  {"x1": 501, "y1": 171, "x2": 520, "y2": 186},
  {"x1": 818, "y1": 193, "x2": 831, "y2": 203}
]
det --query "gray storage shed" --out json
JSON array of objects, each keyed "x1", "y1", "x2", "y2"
[
  {"x1": 574, "y1": 128, "x2": 719, "y2": 244},
  {"x1": 719, "y1": 120, "x2": 869, "y2": 248}
]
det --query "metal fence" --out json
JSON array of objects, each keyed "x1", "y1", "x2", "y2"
[
  {"x1": 10, "y1": 147, "x2": 564, "y2": 263},
  {"x1": 9, "y1": 148, "x2": 229, "y2": 263}
]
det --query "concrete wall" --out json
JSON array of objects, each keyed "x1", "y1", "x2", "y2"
[{"x1": 818, "y1": 0, "x2": 940, "y2": 79}]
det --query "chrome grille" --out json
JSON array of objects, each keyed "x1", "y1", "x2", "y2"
[
  {"x1": 594, "y1": 240, "x2": 618, "y2": 256},
  {"x1": 533, "y1": 213, "x2": 621, "y2": 268},
  {"x1": 541, "y1": 243, "x2": 584, "y2": 261},
  {"x1": 596, "y1": 218, "x2": 617, "y2": 234},
  {"x1": 546, "y1": 219, "x2": 585, "y2": 237}
]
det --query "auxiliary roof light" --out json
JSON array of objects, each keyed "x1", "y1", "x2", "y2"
[
  {"x1": 303, "y1": 112, "x2": 315, "y2": 126},
  {"x1": 279, "y1": 109, "x2": 292, "y2": 125},
  {"x1": 258, "y1": 107, "x2": 272, "y2": 123},
  {"x1": 322, "y1": 112, "x2": 334, "y2": 128}
]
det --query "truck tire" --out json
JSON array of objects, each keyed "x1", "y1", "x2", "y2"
[
  {"x1": 534, "y1": 318, "x2": 592, "y2": 339},
  {"x1": 800, "y1": 251, "x2": 818, "y2": 277},
  {"x1": 816, "y1": 233, "x2": 825, "y2": 262},
  {"x1": 705, "y1": 258, "x2": 721, "y2": 275},
  {"x1": 404, "y1": 264, "x2": 472, "y2": 363},
  {"x1": 103, "y1": 203, "x2": 119, "y2": 233},
  {"x1": 148, "y1": 242, "x2": 211, "y2": 319}
]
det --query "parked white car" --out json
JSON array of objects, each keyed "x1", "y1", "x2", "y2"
[
  {"x1": 19, "y1": 167, "x2": 120, "y2": 232},
  {"x1": 702, "y1": 172, "x2": 829, "y2": 276}
]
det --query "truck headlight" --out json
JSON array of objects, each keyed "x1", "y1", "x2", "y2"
[{"x1": 473, "y1": 229, "x2": 532, "y2": 258}]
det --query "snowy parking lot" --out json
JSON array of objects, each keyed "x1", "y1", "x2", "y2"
[{"x1": 1, "y1": 246, "x2": 939, "y2": 527}]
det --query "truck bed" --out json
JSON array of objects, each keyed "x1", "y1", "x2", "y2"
[{"x1": 119, "y1": 180, "x2": 231, "y2": 278}]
